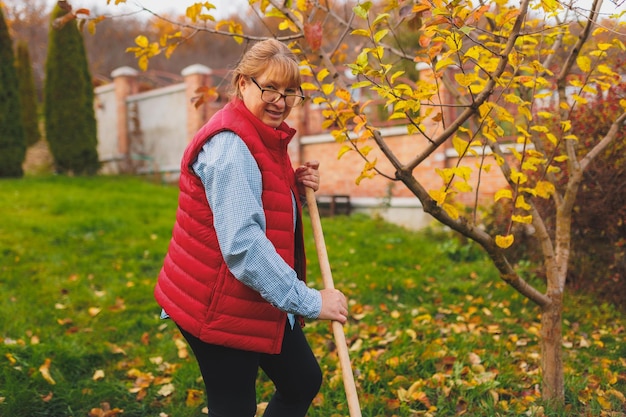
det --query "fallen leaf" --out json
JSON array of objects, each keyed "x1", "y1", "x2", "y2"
[
  {"x1": 39, "y1": 358, "x2": 56, "y2": 385},
  {"x1": 468, "y1": 352, "x2": 481, "y2": 365},
  {"x1": 93, "y1": 369, "x2": 105, "y2": 381},
  {"x1": 109, "y1": 297, "x2": 126, "y2": 312},
  {"x1": 87, "y1": 402, "x2": 124, "y2": 417},
  {"x1": 158, "y1": 383, "x2": 175, "y2": 397},
  {"x1": 174, "y1": 338, "x2": 188, "y2": 359},
  {"x1": 89, "y1": 307, "x2": 102, "y2": 317}
]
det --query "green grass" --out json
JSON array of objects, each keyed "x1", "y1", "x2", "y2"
[{"x1": 0, "y1": 176, "x2": 624, "y2": 417}]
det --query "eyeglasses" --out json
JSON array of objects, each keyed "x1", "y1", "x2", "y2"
[{"x1": 250, "y1": 77, "x2": 305, "y2": 107}]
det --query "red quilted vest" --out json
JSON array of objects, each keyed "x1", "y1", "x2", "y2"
[{"x1": 154, "y1": 99, "x2": 307, "y2": 354}]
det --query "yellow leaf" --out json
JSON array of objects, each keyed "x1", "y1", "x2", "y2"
[
  {"x1": 351, "y1": 28, "x2": 370, "y2": 37},
  {"x1": 515, "y1": 195, "x2": 531, "y2": 210},
  {"x1": 316, "y1": 68, "x2": 330, "y2": 82},
  {"x1": 175, "y1": 338, "x2": 188, "y2": 359},
  {"x1": 510, "y1": 170, "x2": 527, "y2": 184},
  {"x1": 351, "y1": 80, "x2": 372, "y2": 89},
  {"x1": 571, "y1": 94, "x2": 588, "y2": 105},
  {"x1": 428, "y1": 189, "x2": 446, "y2": 205},
  {"x1": 158, "y1": 383, "x2": 175, "y2": 397},
  {"x1": 39, "y1": 358, "x2": 56, "y2": 385},
  {"x1": 512, "y1": 214, "x2": 533, "y2": 224},
  {"x1": 321, "y1": 83, "x2": 334, "y2": 95},
  {"x1": 442, "y1": 203, "x2": 459, "y2": 220},
  {"x1": 607, "y1": 389, "x2": 625, "y2": 403},
  {"x1": 337, "y1": 145, "x2": 352, "y2": 159},
  {"x1": 92, "y1": 369, "x2": 105, "y2": 381},
  {"x1": 300, "y1": 82, "x2": 318, "y2": 91},
  {"x1": 453, "y1": 181, "x2": 472, "y2": 192},
  {"x1": 546, "y1": 133, "x2": 558, "y2": 145},
  {"x1": 452, "y1": 136, "x2": 469, "y2": 155},
  {"x1": 535, "y1": 181, "x2": 555, "y2": 198},
  {"x1": 138, "y1": 55, "x2": 149, "y2": 71},
  {"x1": 373, "y1": 29, "x2": 389, "y2": 43},
  {"x1": 355, "y1": 169, "x2": 376, "y2": 185},
  {"x1": 494, "y1": 189, "x2": 512, "y2": 201},
  {"x1": 541, "y1": 0, "x2": 560, "y2": 11},
  {"x1": 186, "y1": 389, "x2": 204, "y2": 407},
  {"x1": 464, "y1": 45, "x2": 482, "y2": 61},
  {"x1": 435, "y1": 57, "x2": 455, "y2": 72},
  {"x1": 134, "y1": 35, "x2": 148, "y2": 48},
  {"x1": 336, "y1": 88, "x2": 352, "y2": 101},
  {"x1": 596, "y1": 395, "x2": 612, "y2": 410},
  {"x1": 495, "y1": 234, "x2": 514, "y2": 248},
  {"x1": 435, "y1": 167, "x2": 453, "y2": 183},
  {"x1": 88, "y1": 307, "x2": 102, "y2": 317}
]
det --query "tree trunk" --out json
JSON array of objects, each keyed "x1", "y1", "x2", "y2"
[{"x1": 540, "y1": 290, "x2": 565, "y2": 401}]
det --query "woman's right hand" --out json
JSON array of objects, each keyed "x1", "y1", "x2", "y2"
[{"x1": 318, "y1": 288, "x2": 348, "y2": 324}]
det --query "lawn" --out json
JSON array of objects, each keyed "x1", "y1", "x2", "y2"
[{"x1": 0, "y1": 176, "x2": 624, "y2": 416}]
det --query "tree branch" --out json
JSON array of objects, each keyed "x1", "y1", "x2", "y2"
[
  {"x1": 404, "y1": 0, "x2": 531, "y2": 171},
  {"x1": 395, "y1": 169, "x2": 551, "y2": 307}
]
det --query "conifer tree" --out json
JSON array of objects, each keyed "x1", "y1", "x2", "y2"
[
  {"x1": 16, "y1": 40, "x2": 41, "y2": 148},
  {"x1": 44, "y1": 5, "x2": 99, "y2": 175},
  {"x1": 0, "y1": 6, "x2": 25, "y2": 178}
]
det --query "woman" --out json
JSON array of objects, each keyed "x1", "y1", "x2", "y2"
[{"x1": 155, "y1": 39, "x2": 349, "y2": 417}]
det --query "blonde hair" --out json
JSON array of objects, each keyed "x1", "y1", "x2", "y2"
[{"x1": 230, "y1": 39, "x2": 301, "y2": 98}]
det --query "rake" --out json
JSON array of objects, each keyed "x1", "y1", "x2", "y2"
[{"x1": 305, "y1": 187, "x2": 362, "y2": 417}]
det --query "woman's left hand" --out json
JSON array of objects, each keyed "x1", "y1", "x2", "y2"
[{"x1": 295, "y1": 160, "x2": 320, "y2": 191}]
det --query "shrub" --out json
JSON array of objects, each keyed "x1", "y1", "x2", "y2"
[
  {"x1": 16, "y1": 40, "x2": 41, "y2": 148},
  {"x1": 44, "y1": 5, "x2": 99, "y2": 175},
  {"x1": 0, "y1": 6, "x2": 25, "y2": 177}
]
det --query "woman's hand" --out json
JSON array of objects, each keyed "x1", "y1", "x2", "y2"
[
  {"x1": 317, "y1": 288, "x2": 348, "y2": 324},
  {"x1": 295, "y1": 160, "x2": 320, "y2": 191}
]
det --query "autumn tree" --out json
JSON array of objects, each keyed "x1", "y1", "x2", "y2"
[
  {"x1": 16, "y1": 40, "x2": 41, "y2": 148},
  {"x1": 45, "y1": 3, "x2": 99, "y2": 175},
  {"x1": 0, "y1": 5, "x2": 25, "y2": 178},
  {"x1": 82, "y1": 0, "x2": 626, "y2": 406}
]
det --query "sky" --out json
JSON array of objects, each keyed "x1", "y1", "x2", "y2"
[
  {"x1": 51, "y1": 0, "x2": 626, "y2": 19},
  {"x1": 45, "y1": 0, "x2": 247, "y2": 19}
]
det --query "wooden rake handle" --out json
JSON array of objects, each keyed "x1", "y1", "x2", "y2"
[{"x1": 305, "y1": 187, "x2": 362, "y2": 417}]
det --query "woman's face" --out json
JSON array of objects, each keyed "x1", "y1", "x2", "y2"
[{"x1": 239, "y1": 69, "x2": 299, "y2": 128}]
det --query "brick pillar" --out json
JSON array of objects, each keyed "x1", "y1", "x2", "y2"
[
  {"x1": 110, "y1": 66, "x2": 138, "y2": 156},
  {"x1": 182, "y1": 64, "x2": 212, "y2": 142}
]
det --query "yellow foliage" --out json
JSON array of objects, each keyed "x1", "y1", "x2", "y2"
[
  {"x1": 512, "y1": 214, "x2": 533, "y2": 224},
  {"x1": 442, "y1": 203, "x2": 459, "y2": 219},
  {"x1": 515, "y1": 195, "x2": 531, "y2": 210},
  {"x1": 494, "y1": 189, "x2": 512, "y2": 202},
  {"x1": 495, "y1": 234, "x2": 514, "y2": 248},
  {"x1": 535, "y1": 181, "x2": 555, "y2": 198}
]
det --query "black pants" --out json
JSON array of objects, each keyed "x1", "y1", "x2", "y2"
[{"x1": 178, "y1": 322, "x2": 322, "y2": 417}]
